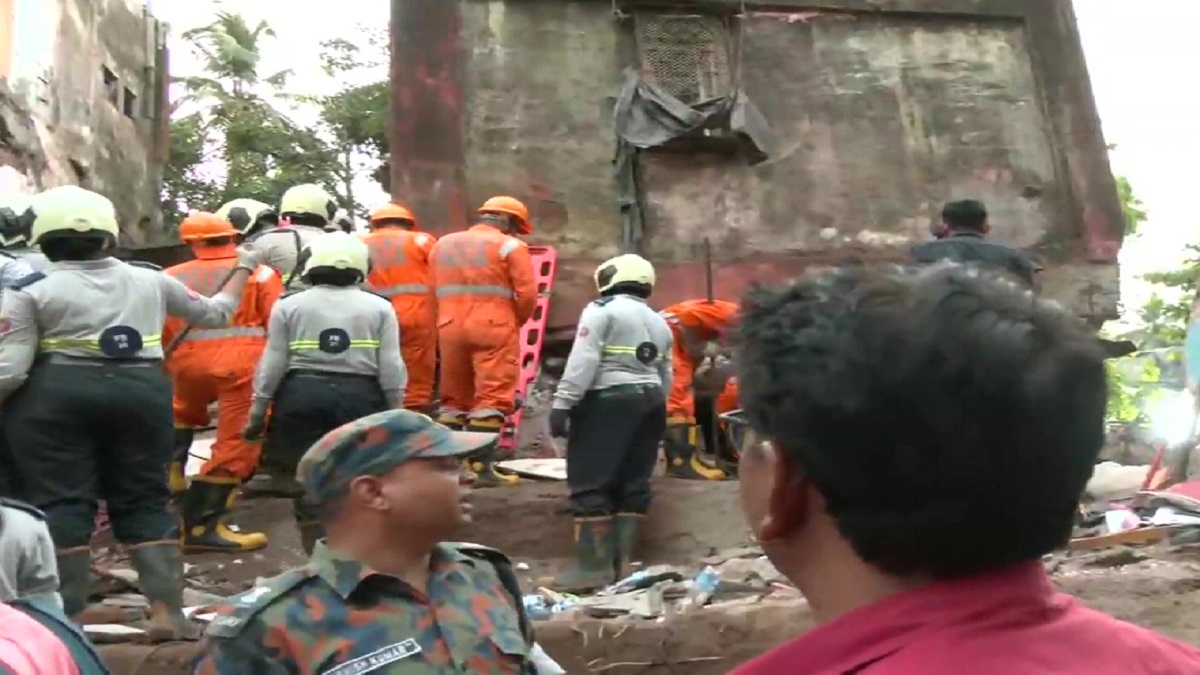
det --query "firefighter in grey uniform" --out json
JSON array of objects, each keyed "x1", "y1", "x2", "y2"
[
  {"x1": 546, "y1": 254, "x2": 672, "y2": 593},
  {"x1": 215, "y1": 198, "x2": 278, "y2": 242},
  {"x1": 247, "y1": 184, "x2": 336, "y2": 290},
  {"x1": 0, "y1": 196, "x2": 39, "y2": 499},
  {"x1": 0, "y1": 194, "x2": 47, "y2": 273},
  {"x1": 0, "y1": 185, "x2": 264, "y2": 641},
  {"x1": 243, "y1": 231, "x2": 406, "y2": 554}
]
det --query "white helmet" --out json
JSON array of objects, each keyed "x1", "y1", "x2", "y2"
[
  {"x1": 279, "y1": 184, "x2": 337, "y2": 222},
  {"x1": 302, "y1": 231, "x2": 370, "y2": 276},
  {"x1": 29, "y1": 186, "x2": 119, "y2": 245},
  {"x1": 594, "y1": 253, "x2": 656, "y2": 294}
]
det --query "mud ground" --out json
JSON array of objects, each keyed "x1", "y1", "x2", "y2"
[{"x1": 90, "y1": 479, "x2": 1200, "y2": 675}]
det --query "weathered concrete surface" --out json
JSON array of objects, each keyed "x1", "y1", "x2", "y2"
[
  {"x1": 0, "y1": 0, "x2": 169, "y2": 247},
  {"x1": 391, "y1": 0, "x2": 1122, "y2": 338}
]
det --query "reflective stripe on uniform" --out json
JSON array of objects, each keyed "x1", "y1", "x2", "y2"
[
  {"x1": 40, "y1": 335, "x2": 163, "y2": 351},
  {"x1": 289, "y1": 340, "x2": 381, "y2": 350},
  {"x1": 603, "y1": 345, "x2": 667, "y2": 362},
  {"x1": 499, "y1": 239, "x2": 520, "y2": 259},
  {"x1": 372, "y1": 283, "x2": 430, "y2": 298},
  {"x1": 179, "y1": 326, "x2": 267, "y2": 343},
  {"x1": 435, "y1": 284, "x2": 513, "y2": 298}
]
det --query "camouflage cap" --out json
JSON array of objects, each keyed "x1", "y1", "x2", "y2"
[{"x1": 297, "y1": 410, "x2": 496, "y2": 504}]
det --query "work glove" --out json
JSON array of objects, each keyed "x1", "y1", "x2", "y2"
[
  {"x1": 235, "y1": 244, "x2": 263, "y2": 271},
  {"x1": 549, "y1": 408, "x2": 570, "y2": 439},
  {"x1": 243, "y1": 399, "x2": 270, "y2": 441}
]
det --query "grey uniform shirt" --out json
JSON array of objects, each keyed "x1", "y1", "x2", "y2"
[
  {"x1": 0, "y1": 258, "x2": 244, "y2": 396},
  {"x1": 248, "y1": 225, "x2": 326, "y2": 290},
  {"x1": 0, "y1": 501, "x2": 60, "y2": 606},
  {"x1": 0, "y1": 253, "x2": 32, "y2": 287},
  {"x1": 6, "y1": 247, "x2": 49, "y2": 272},
  {"x1": 252, "y1": 286, "x2": 407, "y2": 405},
  {"x1": 553, "y1": 294, "x2": 673, "y2": 410}
]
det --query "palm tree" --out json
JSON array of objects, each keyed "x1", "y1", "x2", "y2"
[{"x1": 179, "y1": 11, "x2": 291, "y2": 100}]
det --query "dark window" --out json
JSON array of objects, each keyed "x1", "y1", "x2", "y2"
[
  {"x1": 123, "y1": 87, "x2": 137, "y2": 118},
  {"x1": 634, "y1": 14, "x2": 733, "y2": 105},
  {"x1": 101, "y1": 65, "x2": 119, "y2": 105}
]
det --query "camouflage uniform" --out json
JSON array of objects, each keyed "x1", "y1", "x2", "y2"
[{"x1": 195, "y1": 410, "x2": 537, "y2": 674}]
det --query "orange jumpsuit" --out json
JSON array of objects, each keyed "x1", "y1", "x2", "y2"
[
  {"x1": 716, "y1": 376, "x2": 740, "y2": 415},
  {"x1": 431, "y1": 224, "x2": 537, "y2": 420},
  {"x1": 660, "y1": 299, "x2": 740, "y2": 422},
  {"x1": 362, "y1": 227, "x2": 438, "y2": 410},
  {"x1": 163, "y1": 246, "x2": 283, "y2": 479}
]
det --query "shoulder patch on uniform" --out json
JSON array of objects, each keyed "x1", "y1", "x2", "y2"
[
  {"x1": 8, "y1": 271, "x2": 45, "y2": 290},
  {"x1": 592, "y1": 296, "x2": 616, "y2": 307},
  {"x1": 204, "y1": 568, "x2": 313, "y2": 639},
  {"x1": 126, "y1": 260, "x2": 163, "y2": 271},
  {"x1": 0, "y1": 497, "x2": 45, "y2": 520}
]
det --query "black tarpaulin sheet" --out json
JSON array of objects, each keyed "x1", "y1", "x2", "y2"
[{"x1": 612, "y1": 68, "x2": 779, "y2": 250}]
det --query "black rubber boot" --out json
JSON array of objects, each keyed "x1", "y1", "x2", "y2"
[
  {"x1": 168, "y1": 427, "x2": 194, "y2": 497},
  {"x1": 128, "y1": 541, "x2": 200, "y2": 642},
  {"x1": 663, "y1": 424, "x2": 728, "y2": 480},
  {"x1": 465, "y1": 419, "x2": 519, "y2": 487},
  {"x1": 292, "y1": 498, "x2": 325, "y2": 556},
  {"x1": 180, "y1": 477, "x2": 269, "y2": 553},
  {"x1": 55, "y1": 546, "x2": 93, "y2": 619},
  {"x1": 551, "y1": 516, "x2": 616, "y2": 593},
  {"x1": 613, "y1": 513, "x2": 644, "y2": 581}
]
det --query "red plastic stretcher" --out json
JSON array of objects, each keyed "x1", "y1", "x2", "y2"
[{"x1": 497, "y1": 246, "x2": 557, "y2": 457}]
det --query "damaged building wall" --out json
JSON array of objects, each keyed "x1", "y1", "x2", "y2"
[
  {"x1": 394, "y1": 0, "x2": 1122, "y2": 328},
  {"x1": 0, "y1": 0, "x2": 169, "y2": 248}
]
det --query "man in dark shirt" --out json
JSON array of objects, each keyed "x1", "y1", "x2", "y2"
[{"x1": 911, "y1": 200, "x2": 1039, "y2": 286}]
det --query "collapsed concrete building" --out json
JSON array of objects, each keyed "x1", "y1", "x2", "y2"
[
  {"x1": 390, "y1": 0, "x2": 1124, "y2": 341},
  {"x1": 0, "y1": 0, "x2": 170, "y2": 248}
]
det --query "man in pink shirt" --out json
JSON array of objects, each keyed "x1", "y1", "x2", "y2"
[
  {"x1": 0, "y1": 602, "x2": 79, "y2": 675},
  {"x1": 725, "y1": 264, "x2": 1200, "y2": 674}
]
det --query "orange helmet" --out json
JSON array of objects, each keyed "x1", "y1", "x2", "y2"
[
  {"x1": 369, "y1": 203, "x2": 418, "y2": 229},
  {"x1": 478, "y1": 196, "x2": 532, "y2": 234},
  {"x1": 179, "y1": 211, "x2": 237, "y2": 242}
]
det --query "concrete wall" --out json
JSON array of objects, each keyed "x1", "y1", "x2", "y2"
[
  {"x1": 392, "y1": 0, "x2": 1122, "y2": 329},
  {"x1": 0, "y1": 0, "x2": 168, "y2": 248}
]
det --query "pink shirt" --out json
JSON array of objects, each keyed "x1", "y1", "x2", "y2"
[
  {"x1": 0, "y1": 603, "x2": 79, "y2": 675},
  {"x1": 734, "y1": 562, "x2": 1200, "y2": 675}
]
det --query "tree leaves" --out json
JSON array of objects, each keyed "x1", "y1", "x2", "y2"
[{"x1": 161, "y1": 14, "x2": 391, "y2": 232}]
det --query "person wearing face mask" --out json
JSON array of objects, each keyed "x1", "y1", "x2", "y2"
[
  {"x1": 196, "y1": 410, "x2": 560, "y2": 674},
  {"x1": 723, "y1": 264, "x2": 1200, "y2": 675}
]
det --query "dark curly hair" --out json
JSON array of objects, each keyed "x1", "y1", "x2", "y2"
[{"x1": 734, "y1": 264, "x2": 1106, "y2": 579}]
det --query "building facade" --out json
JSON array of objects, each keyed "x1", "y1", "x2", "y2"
[{"x1": 0, "y1": 0, "x2": 169, "y2": 248}]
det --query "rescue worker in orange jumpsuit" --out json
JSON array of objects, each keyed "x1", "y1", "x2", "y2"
[
  {"x1": 659, "y1": 299, "x2": 739, "y2": 480},
  {"x1": 362, "y1": 203, "x2": 438, "y2": 413},
  {"x1": 715, "y1": 375, "x2": 741, "y2": 470},
  {"x1": 431, "y1": 196, "x2": 538, "y2": 486},
  {"x1": 164, "y1": 212, "x2": 284, "y2": 553}
]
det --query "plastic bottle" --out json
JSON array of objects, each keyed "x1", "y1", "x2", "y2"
[{"x1": 678, "y1": 566, "x2": 721, "y2": 611}]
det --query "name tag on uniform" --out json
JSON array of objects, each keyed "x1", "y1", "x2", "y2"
[{"x1": 323, "y1": 639, "x2": 423, "y2": 675}]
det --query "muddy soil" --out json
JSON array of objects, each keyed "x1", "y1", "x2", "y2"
[{"x1": 95, "y1": 483, "x2": 1200, "y2": 674}]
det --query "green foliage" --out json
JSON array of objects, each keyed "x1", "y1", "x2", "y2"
[
  {"x1": 1117, "y1": 175, "x2": 1148, "y2": 236},
  {"x1": 161, "y1": 11, "x2": 344, "y2": 233}
]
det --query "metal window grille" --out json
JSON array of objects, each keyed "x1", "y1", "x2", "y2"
[{"x1": 635, "y1": 14, "x2": 733, "y2": 105}]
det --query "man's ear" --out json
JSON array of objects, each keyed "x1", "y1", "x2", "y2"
[
  {"x1": 758, "y1": 443, "x2": 809, "y2": 542},
  {"x1": 981, "y1": 221, "x2": 991, "y2": 235},
  {"x1": 347, "y1": 475, "x2": 389, "y2": 511}
]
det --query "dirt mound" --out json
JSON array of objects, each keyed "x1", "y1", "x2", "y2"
[{"x1": 92, "y1": 485, "x2": 1200, "y2": 674}]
